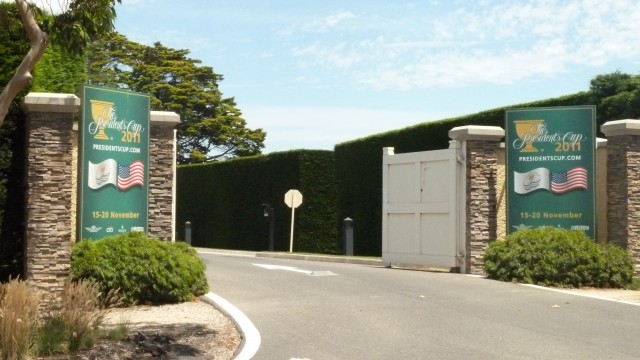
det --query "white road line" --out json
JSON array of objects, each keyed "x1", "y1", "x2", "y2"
[{"x1": 253, "y1": 263, "x2": 337, "y2": 276}]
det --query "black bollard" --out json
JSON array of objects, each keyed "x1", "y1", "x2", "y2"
[{"x1": 343, "y1": 217, "x2": 354, "y2": 256}]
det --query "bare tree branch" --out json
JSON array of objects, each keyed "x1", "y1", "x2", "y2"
[{"x1": 0, "y1": 0, "x2": 49, "y2": 125}]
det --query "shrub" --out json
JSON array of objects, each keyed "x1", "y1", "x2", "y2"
[
  {"x1": 71, "y1": 232, "x2": 209, "y2": 305},
  {"x1": 595, "y1": 244, "x2": 635, "y2": 288},
  {"x1": 484, "y1": 227, "x2": 634, "y2": 288},
  {"x1": 0, "y1": 278, "x2": 42, "y2": 360}
]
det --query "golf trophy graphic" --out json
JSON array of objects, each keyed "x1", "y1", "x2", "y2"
[
  {"x1": 90, "y1": 99, "x2": 115, "y2": 140},
  {"x1": 513, "y1": 119, "x2": 545, "y2": 152}
]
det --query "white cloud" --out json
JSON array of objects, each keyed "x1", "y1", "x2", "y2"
[
  {"x1": 293, "y1": 42, "x2": 365, "y2": 69},
  {"x1": 289, "y1": 0, "x2": 640, "y2": 91},
  {"x1": 324, "y1": 11, "x2": 355, "y2": 27},
  {"x1": 299, "y1": 11, "x2": 356, "y2": 33}
]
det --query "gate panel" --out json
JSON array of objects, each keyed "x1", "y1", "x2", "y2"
[
  {"x1": 421, "y1": 213, "x2": 453, "y2": 256},
  {"x1": 382, "y1": 146, "x2": 465, "y2": 270},
  {"x1": 387, "y1": 214, "x2": 417, "y2": 253}
]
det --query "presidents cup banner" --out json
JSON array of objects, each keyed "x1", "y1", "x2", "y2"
[
  {"x1": 79, "y1": 85, "x2": 150, "y2": 240},
  {"x1": 505, "y1": 106, "x2": 596, "y2": 239}
]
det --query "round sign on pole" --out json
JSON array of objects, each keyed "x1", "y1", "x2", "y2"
[
  {"x1": 284, "y1": 189, "x2": 303, "y2": 208},
  {"x1": 284, "y1": 189, "x2": 302, "y2": 252}
]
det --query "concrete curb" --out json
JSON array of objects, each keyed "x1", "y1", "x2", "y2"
[
  {"x1": 201, "y1": 292, "x2": 261, "y2": 360},
  {"x1": 194, "y1": 247, "x2": 386, "y2": 266},
  {"x1": 255, "y1": 252, "x2": 384, "y2": 266}
]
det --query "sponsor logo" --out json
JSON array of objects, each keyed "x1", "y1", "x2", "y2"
[{"x1": 85, "y1": 225, "x2": 102, "y2": 233}]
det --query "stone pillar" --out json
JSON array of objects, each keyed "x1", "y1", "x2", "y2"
[
  {"x1": 22, "y1": 93, "x2": 79, "y2": 298},
  {"x1": 595, "y1": 138, "x2": 608, "y2": 245},
  {"x1": 449, "y1": 125, "x2": 504, "y2": 274},
  {"x1": 601, "y1": 120, "x2": 640, "y2": 273},
  {"x1": 148, "y1": 111, "x2": 180, "y2": 240}
]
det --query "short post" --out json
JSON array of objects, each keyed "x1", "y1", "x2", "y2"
[
  {"x1": 263, "y1": 204, "x2": 275, "y2": 251},
  {"x1": 343, "y1": 217, "x2": 354, "y2": 256},
  {"x1": 185, "y1": 221, "x2": 192, "y2": 245}
]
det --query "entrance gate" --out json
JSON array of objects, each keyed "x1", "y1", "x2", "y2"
[{"x1": 382, "y1": 145, "x2": 466, "y2": 272}]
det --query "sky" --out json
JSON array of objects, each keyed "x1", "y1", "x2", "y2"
[{"x1": 111, "y1": 0, "x2": 640, "y2": 153}]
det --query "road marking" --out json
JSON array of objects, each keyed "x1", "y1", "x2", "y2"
[{"x1": 253, "y1": 263, "x2": 337, "y2": 276}]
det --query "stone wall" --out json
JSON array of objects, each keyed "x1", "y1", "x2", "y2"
[
  {"x1": 605, "y1": 135, "x2": 636, "y2": 249},
  {"x1": 148, "y1": 112, "x2": 179, "y2": 240},
  {"x1": 465, "y1": 140, "x2": 500, "y2": 274},
  {"x1": 601, "y1": 120, "x2": 640, "y2": 274},
  {"x1": 22, "y1": 93, "x2": 79, "y2": 301},
  {"x1": 449, "y1": 126, "x2": 503, "y2": 274}
]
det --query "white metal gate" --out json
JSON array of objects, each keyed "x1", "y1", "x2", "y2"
[{"x1": 382, "y1": 145, "x2": 466, "y2": 271}]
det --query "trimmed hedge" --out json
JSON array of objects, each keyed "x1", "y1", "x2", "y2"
[
  {"x1": 484, "y1": 227, "x2": 634, "y2": 288},
  {"x1": 176, "y1": 150, "x2": 339, "y2": 254},
  {"x1": 71, "y1": 232, "x2": 209, "y2": 305}
]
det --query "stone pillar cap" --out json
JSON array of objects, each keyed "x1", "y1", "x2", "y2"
[
  {"x1": 601, "y1": 119, "x2": 640, "y2": 136},
  {"x1": 449, "y1": 125, "x2": 504, "y2": 141},
  {"x1": 22, "y1": 93, "x2": 80, "y2": 113},
  {"x1": 150, "y1": 111, "x2": 180, "y2": 126}
]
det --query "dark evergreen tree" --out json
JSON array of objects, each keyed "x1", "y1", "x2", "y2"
[{"x1": 87, "y1": 33, "x2": 266, "y2": 163}]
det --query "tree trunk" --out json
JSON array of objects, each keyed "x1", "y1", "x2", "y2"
[{"x1": 0, "y1": 0, "x2": 49, "y2": 126}]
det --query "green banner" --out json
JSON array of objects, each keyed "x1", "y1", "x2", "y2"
[
  {"x1": 78, "y1": 85, "x2": 150, "y2": 240},
  {"x1": 505, "y1": 106, "x2": 596, "y2": 239}
]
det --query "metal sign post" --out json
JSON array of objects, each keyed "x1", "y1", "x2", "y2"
[{"x1": 284, "y1": 189, "x2": 303, "y2": 252}]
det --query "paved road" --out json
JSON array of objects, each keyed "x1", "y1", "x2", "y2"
[{"x1": 200, "y1": 251, "x2": 640, "y2": 360}]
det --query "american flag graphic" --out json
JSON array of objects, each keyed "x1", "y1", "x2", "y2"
[
  {"x1": 117, "y1": 160, "x2": 144, "y2": 190},
  {"x1": 551, "y1": 166, "x2": 587, "y2": 194}
]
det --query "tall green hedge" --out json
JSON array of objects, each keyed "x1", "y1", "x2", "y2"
[
  {"x1": 176, "y1": 150, "x2": 338, "y2": 254},
  {"x1": 334, "y1": 93, "x2": 591, "y2": 256}
]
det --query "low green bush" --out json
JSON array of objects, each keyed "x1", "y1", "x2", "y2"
[
  {"x1": 33, "y1": 315, "x2": 67, "y2": 356},
  {"x1": 484, "y1": 227, "x2": 634, "y2": 288},
  {"x1": 71, "y1": 232, "x2": 209, "y2": 305},
  {"x1": 627, "y1": 277, "x2": 640, "y2": 291}
]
